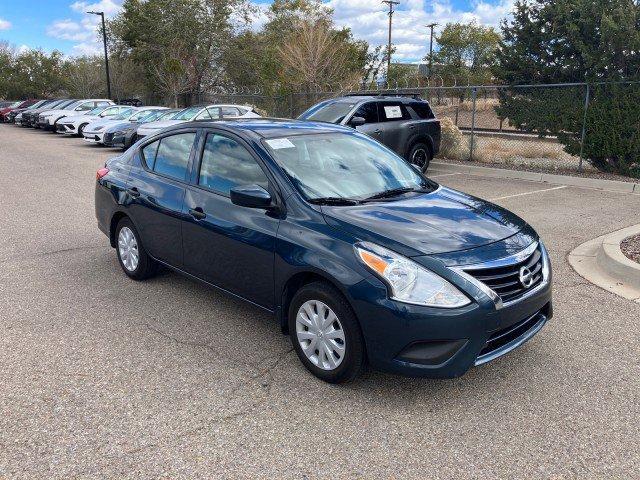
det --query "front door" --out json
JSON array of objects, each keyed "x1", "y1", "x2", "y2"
[
  {"x1": 181, "y1": 131, "x2": 280, "y2": 309},
  {"x1": 125, "y1": 131, "x2": 198, "y2": 268},
  {"x1": 349, "y1": 101, "x2": 383, "y2": 143}
]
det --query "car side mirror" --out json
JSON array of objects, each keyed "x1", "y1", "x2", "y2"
[
  {"x1": 230, "y1": 185, "x2": 272, "y2": 209},
  {"x1": 349, "y1": 116, "x2": 365, "y2": 127}
]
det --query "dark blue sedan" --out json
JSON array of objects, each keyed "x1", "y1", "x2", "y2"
[{"x1": 95, "y1": 119, "x2": 552, "y2": 383}]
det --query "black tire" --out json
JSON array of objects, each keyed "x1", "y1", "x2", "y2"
[
  {"x1": 407, "y1": 141, "x2": 432, "y2": 172},
  {"x1": 288, "y1": 281, "x2": 366, "y2": 383},
  {"x1": 114, "y1": 217, "x2": 158, "y2": 280},
  {"x1": 78, "y1": 123, "x2": 87, "y2": 136}
]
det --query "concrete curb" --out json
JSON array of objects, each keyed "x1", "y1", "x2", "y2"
[
  {"x1": 430, "y1": 161, "x2": 640, "y2": 193},
  {"x1": 568, "y1": 224, "x2": 640, "y2": 302}
]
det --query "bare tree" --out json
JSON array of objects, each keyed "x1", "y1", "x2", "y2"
[
  {"x1": 150, "y1": 42, "x2": 198, "y2": 107},
  {"x1": 65, "y1": 56, "x2": 105, "y2": 98},
  {"x1": 277, "y1": 20, "x2": 362, "y2": 92}
]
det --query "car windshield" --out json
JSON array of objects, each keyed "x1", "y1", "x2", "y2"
[
  {"x1": 87, "y1": 106, "x2": 108, "y2": 116},
  {"x1": 299, "y1": 101, "x2": 357, "y2": 123},
  {"x1": 63, "y1": 100, "x2": 83, "y2": 110},
  {"x1": 263, "y1": 132, "x2": 432, "y2": 201},
  {"x1": 111, "y1": 108, "x2": 136, "y2": 120},
  {"x1": 138, "y1": 110, "x2": 166, "y2": 123},
  {"x1": 172, "y1": 106, "x2": 203, "y2": 121},
  {"x1": 27, "y1": 101, "x2": 47, "y2": 109}
]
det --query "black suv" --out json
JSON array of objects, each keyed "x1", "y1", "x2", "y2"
[{"x1": 298, "y1": 95, "x2": 440, "y2": 171}]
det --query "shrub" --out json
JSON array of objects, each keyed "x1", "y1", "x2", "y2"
[
  {"x1": 437, "y1": 117, "x2": 468, "y2": 160},
  {"x1": 496, "y1": 83, "x2": 640, "y2": 177}
]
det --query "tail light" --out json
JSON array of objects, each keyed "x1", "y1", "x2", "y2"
[{"x1": 96, "y1": 167, "x2": 110, "y2": 180}]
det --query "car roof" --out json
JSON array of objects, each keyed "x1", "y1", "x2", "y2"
[
  {"x1": 175, "y1": 118, "x2": 352, "y2": 139},
  {"x1": 331, "y1": 95, "x2": 424, "y2": 104}
]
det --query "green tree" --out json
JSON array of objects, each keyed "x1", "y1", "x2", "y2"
[
  {"x1": 430, "y1": 22, "x2": 500, "y2": 85},
  {"x1": 495, "y1": 0, "x2": 640, "y2": 175},
  {"x1": 109, "y1": 0, "x2": 249, "y2": 104}
]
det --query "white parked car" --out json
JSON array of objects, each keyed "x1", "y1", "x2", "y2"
[
  {"x1": 82, "y1": 106, "x2": 168, "y2": 144},
  {"x1": 136, "y1": 104, "x2": 261, "y2": 139},
  {"x1": 56, "y1": 105, "x2": 132, "y2": 136},
  {"x1": 37, "y1": 99, "x2": 113, "y2": 131}
]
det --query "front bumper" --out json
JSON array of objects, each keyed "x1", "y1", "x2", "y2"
[
  {"x1": 57, "y1": 122, "x2": 79, "y2": 135},
  {"x1": 349, "y1": 247, "x2": 553, "y2": 378},
  {"x1": 83, "y1": 131, "x2": 105, "y2": 143}
]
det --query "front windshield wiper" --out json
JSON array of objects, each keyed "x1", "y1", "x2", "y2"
[
  {"x1": 308, "y1": 197, "x2": 360, "y2": 206},
  {"x1": 361, "y1": 186, "x2": 422, "y2": 202}
]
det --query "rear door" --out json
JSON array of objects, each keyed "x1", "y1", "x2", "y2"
[
  {"x1": 181, "y1": 130, "x2": 280, "y2": 309},
  {"x1": 376, "y1": 101, "x2": 414, "y2": 155},
  {"x1": 125, "y1": 130, "x2": 198, "y2": 268}
]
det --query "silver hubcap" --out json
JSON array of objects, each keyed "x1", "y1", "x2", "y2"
[
  {"x1": 118, "y1": 226, "x2": 139, "y2": 272},
  {"x1": 296, "y1": 300, "x2": 346, "y2": 371}
]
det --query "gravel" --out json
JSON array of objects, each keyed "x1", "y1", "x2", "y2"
[
  {"x1": 1, "y1": 125, "x2": 639, "y2": 478},
  {"x1": 621, "y1": 234, "x2": 640, "y2": 264}
]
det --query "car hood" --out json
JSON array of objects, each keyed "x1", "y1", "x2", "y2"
[
  {"x1": 138, "y1": 119, "x2": 185, "y2": 134},
  {"x1": 38, "y1": 109, "x2": 69, "y2": 117},
  {"x1": 104, "y1": 121, "x2": 135, "y2": 133},
  {"x1": 321, "y1": 186, "x2": 530, "y2": 257},
  {"x1": 59, "y1": 114, "x2": 96, "y2": 124},
  {"x1": 86, "y1": 118, "x2": 128, "y2": 130}
]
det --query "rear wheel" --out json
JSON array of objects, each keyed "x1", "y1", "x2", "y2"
[
  {"x1": 115, "y1": 217, "x2": 158, "y2": 280},
  {"x1": 407, "y1": 142, "x2": 432, "y2": 172},
  {"x1": 288, "y1": 281, "x2": 365, "y2": 383}
]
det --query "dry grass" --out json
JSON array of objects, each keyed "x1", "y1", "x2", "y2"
[{"x1": 471, "y1": 137, "x2": 564, "y2": 162}]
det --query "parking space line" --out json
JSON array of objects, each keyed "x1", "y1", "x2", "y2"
[{"x1": 490, "y1": 185, "x2": 567, "y2": 201}]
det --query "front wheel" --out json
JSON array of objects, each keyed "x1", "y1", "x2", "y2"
[
  {"x1": 288, "y1": 282, "x2": 365, "y2": 383},
  {"x1": 115, "y1": 217, "x2": 158, "y2": 280},
  {"x1": 78, "y1": 123, "x2": 87, "y2": 136},
  {"x1": 407, "y1": 142, "x2": 432, "y2": 172}
]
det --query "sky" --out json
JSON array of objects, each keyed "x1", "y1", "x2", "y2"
[{"x1": 0, "y1": 0, "x2": 515, "y2": 62}]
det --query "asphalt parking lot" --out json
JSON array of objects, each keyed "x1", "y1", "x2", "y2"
[{"x1": 1, "y1": 124, "x2": 638, "y2": 478}]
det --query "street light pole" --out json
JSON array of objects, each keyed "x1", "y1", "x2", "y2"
[
  {"x1": 382, "y1": 0, "x2": 399, "y2": 81},
  {"x1": 87, "y1": 11, "x2": 112, "y2": 99},
  {"x1": 426, "y1": 23, "x2": 438, "y2": 75}
]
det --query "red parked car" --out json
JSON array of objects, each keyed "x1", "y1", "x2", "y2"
[{"x1": 0, "y1": 99, "x2": 38, "y2": 123}]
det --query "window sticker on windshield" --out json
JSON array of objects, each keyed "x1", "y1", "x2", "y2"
[
  {"x1": 266, "y1": 138, "x2": 295, "y2": 149},
  {"x1": 384, "y1": 106, "x2": 402, "y2": 119}
]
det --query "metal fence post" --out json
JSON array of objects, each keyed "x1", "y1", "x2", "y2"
[
  {"x1": 578, "y1": 83, "x2": 590, "y2": 172},
  {"x1": 469, "y1": 86, "x2": 477, "y2": 161}
]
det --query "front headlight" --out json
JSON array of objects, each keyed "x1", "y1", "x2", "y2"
[
  {"x1": 94, "y1": 126, "x2": 104, "y2": 131},
  {"x1": 355, "y1": 242, "x2": 470, "y2": 308}
]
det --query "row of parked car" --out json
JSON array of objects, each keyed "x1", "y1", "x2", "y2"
[
  {"x1": 0, "y1": 98, "x2": 262, "y2": 150},
  {"x1": 1, "y1": 95, "x2": 444, "y2": 173}
]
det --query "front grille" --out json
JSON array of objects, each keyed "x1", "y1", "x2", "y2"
[
  {"x1": 464, "y1": 244, "x2": 543, "y2": 303},
  {"x1": 478, "y1": 309, "x2": 545, "y2": 358}
]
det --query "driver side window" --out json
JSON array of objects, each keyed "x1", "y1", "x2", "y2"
[{"x1": 352, "y1": 102, "x2": 378, "y2": 124}]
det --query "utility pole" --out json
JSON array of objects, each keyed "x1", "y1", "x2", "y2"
[
  {"x1": 87, "y1": 11, "x2": 112, "y2": 99},
  {"x1": 426, "y1": 23, "x2": 438, "y2": 75},
  {"x1": 382, "y1": 0, "x2": 399, "y2": 81}
]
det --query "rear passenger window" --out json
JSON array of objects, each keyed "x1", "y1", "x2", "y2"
[
  {"x1": 198, "y1": 133, "x2": 268, "y2": 195},
  {"x1": 409, "y1": 102, "x2": 435, "y2": 119},
  {"x1": 378, "y1": 103, "x2": 412, "y2": 122},
  {"x1": 352, "y1": 102, "x2": 378, "y2": 124},
  {"x1": 141, "y1": 141, "x2": 160, "y2": 169},
  {"x1": 144, "y1": 133, "x2": 196, "y2": 181}
]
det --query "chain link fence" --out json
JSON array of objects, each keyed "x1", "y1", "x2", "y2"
[{"x1": 199, "y1": 81, "x2": 640, "y2": 175}]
